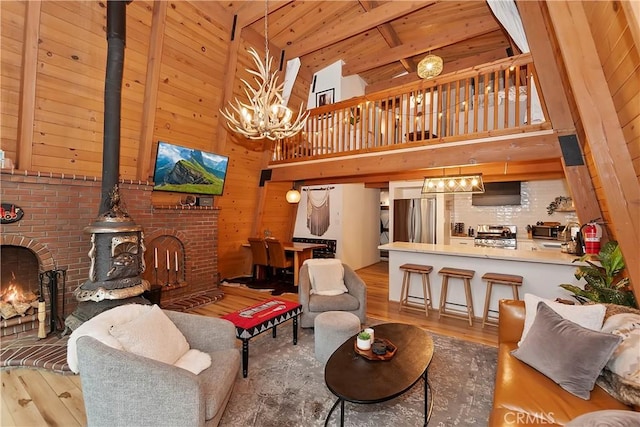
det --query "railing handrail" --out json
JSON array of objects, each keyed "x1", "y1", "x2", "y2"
[{"x1": 272, "y1": 53, "x2": 545, "y2": 163}]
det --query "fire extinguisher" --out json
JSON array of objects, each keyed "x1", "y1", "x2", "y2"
[{"x1": 581, "y1": 221, "x2": 602, "y2": 255}]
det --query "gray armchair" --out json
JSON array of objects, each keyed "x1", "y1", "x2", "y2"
[
  {"x1": 298, "y1": 263, "x2": 367, "y2": 328},
  {"x1": 76, "y1": 310, "x2": 240, "y2": 427}
]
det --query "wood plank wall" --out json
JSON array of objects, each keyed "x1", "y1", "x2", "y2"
[
  {"x1": 579, "y1": 1, "x2": 640, "y2": 241},
  {"x1": 0, "y1": 1, "x2": 306, "y2": 281},
  {"x1": 583, "y1": 1, "x2": 640, "y2": 181}
]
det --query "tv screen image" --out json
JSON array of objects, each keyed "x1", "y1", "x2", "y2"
[{"x1": 153, "y1": 141, "x2": 229, "y2": 196}]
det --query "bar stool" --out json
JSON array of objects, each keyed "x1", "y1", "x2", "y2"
[
  {"x1": 481, "y1": 272, "x2": 523, "y2": 327},
  {"x1": 398, "y1": 263, "x2": 433, "y2": 317},
  {"x1": 438, "y1": 267, "x2": 475, "y2": 326}
]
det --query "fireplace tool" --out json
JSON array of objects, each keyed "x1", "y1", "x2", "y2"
[
  {"x1": 39, "y1": 268, "x2": 67, "y2": 336},
  {"x1": 37, "y1": 276, "x2": 46, "y2": 338}
]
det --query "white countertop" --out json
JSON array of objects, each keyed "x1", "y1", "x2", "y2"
[{"x1": 378, "y1": 242, "x2": 585, "y2": 266}]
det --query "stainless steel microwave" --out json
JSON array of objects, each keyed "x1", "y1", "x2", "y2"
[{"x1": 531, "y1": 225, "x2": 565, "y2": 240}]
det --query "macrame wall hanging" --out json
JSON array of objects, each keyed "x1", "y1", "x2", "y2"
[{"x1": 306, "y1": 187, "x2": 332, "y2": 236}]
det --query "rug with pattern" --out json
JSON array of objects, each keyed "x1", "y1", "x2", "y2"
[{"x1": 220, "y1": 321, "x2": 497, "y2": 426}]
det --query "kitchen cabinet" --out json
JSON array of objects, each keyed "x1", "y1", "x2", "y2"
[
  {"x1": 517, "y1": 240, "x2": 536, "y2": 251},
  {"x1": 534, "y1": 239, "x2": 563, "y2": 251},
  {"x1": 450, "y1": 236, "x2": 475, "y2": 246}
]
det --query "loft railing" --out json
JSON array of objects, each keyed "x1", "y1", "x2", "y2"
[{"x1": 272, "y1": 53, "x2": 549, "y2": 163}]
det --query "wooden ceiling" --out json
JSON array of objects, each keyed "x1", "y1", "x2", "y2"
[{"x1": 221, "y1": 1, "x2": 511, "y2": 92}]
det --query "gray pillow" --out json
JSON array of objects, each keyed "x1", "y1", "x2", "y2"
[
  {"x1": 566, "y1": 409, "x2": 640, "y2": 426},
  {"x1": 511, "y1": 302, "x2": 622, "y2": 399}
]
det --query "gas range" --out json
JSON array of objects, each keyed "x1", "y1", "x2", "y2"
[{"x1": 474, "y1": 225, "x2": 517, "y2": 249}]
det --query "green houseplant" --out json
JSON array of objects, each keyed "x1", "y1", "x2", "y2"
[{"x1": 560, "y1": 241, "x2": 637, "y2": 308}]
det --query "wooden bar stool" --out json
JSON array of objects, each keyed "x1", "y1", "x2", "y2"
[
  {"x1": 438, "y1": 267, "x2": 476, "y2": 326},
  {"x1": 481, "y1": 272, "x2": 523, "y2": 327},
  {"x1": 398, "y1": 263, "x2": 433, "y2": 317}
]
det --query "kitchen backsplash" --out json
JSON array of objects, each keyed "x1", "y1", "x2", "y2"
[{"x1": 452, "y1": 179, "x2": 579, "y2": 238}]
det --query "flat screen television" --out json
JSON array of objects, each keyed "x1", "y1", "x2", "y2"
[{"x1": 153, "y1": 141, "x2": 229, "y2": 196}]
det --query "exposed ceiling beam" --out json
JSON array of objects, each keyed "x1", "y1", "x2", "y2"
[
  {"x1": 269, "y1": 131, "x2": 560, "y2": 182},
  {"x1": 236, "y1": 1, "x2": 293, "y2": 29},
  {"x1": 285, "y1": 1, "x2": 436, "y2": 60},
  {"x1": 359, "y1": 0, "x2": 414, "y2": 74},
  {"x1": 343, "y1": 15, "x2": 500, "y2": 76},
  {"x1": 301, "y1": 159, "x2": 565, "y2": 187}
]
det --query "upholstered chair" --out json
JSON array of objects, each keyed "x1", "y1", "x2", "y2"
[
  {"x1": 71, "y1": 305, "x2": 240, "y2": 427},
  {"x1": 298, "y1": 260, "x2": 367, "y2": 328}
]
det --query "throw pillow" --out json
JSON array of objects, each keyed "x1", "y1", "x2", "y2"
[
  {"x1": 566, "y1": 410, "x2": 640, "y2": 426},
  {"x1": 519, "y1": 293, "x2": 606, "y2": 346},
  {"x1": 67, "y1": 303, "x2": 153, "y2": 374},
  {"x1": 109, "y1": 304, "x2": 190, "y2": 365},
  {"x1": 597, "y1": 312, "x2": 640, "y2": 406},
  {"x1": 511, "y1": 302, "x2": 622, "y2": 400},
  {"x1": 305, "y1": 259, "x2": 348, "y2": 296},
  {"x1": 174, "y1": 349, "x2": 212, "y2": 375}
]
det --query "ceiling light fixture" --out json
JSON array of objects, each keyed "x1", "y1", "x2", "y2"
[
  {"x1": 220, "y1": 0, "x2": 308, "y2": 141},
  {"x1": 421, "y1": 174, "x2": 485, "y2": 194},
  {"x1": 417, "y1": 53, "x2": 443, "y2": 79}
]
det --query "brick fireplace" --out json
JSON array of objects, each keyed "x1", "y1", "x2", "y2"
[{"x1": 1, "y1": 170, "x2": 221, "y2": 338}]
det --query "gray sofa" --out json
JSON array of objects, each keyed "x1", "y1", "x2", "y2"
[
  {"x1": 298, "y1": 263, "x2": 367, "y2": 328},
  {"x1": 76, "y1": 310, "x2": 240, "y2": 427}
]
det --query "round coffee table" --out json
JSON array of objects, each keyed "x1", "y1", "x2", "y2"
[{"x1": 324, "y1": 322, "x2": 434, "y2": 426}]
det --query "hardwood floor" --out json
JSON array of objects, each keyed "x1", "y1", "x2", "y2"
[{"x1": 1, "y1": 261, "x2": 497, "y2": 426}]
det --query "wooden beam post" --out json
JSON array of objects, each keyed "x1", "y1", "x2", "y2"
[
  {"x1": 546, "y1": 0, "x2": 640, "y2": 289},
  {"x1": 517, "y1": 0, "x2": 606, "y2": 235},
  {"x1": 16, "y1": 0, "x2": 41, "y2": 171},
  {"x1": 137, "y1": 1, "x2": 167, "y2": 181}
]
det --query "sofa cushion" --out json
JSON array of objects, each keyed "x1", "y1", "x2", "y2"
[
  {"x1": 566, "y1": 409, "x2": 640, "y2": 426},
  {"x1": 309, "y1": 293, "x2": 360, "y2": 312},
  {"x1": 109, "y1": 304, "x2": 190, "y2": 365},
  {"x1": 519, "y1": 293, "x2": 606, "y2": 346},
  {"x1": 512, "y1": 302, "x2": 622, "y2": 400}
]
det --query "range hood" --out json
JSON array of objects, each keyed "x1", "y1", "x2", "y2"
[{"x1": 472, "y1": 181, "x2": 521, "y2": 206}]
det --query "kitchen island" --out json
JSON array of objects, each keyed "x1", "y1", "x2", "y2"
[{"x1": 379, "y1": 242, "x2": 586, "y2": 320}]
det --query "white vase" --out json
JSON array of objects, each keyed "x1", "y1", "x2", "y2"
[{"x1": 356, "y1": 337, "x2": 371, "y2": 351}]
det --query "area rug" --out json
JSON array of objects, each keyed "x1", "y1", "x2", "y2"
[{"x1": 220, "y1": 321, "x2": 497, "y2": 426}]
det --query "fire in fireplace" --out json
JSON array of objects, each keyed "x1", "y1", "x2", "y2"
[{"x1": 0, "y1": 272, "x2": 38, "y2": 319}]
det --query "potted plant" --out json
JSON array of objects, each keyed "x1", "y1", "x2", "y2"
[
  {"x1": 560, "y1": 241, "x2": 637, "y2": 308},
  {"x1": 356, "y1": 331, "x2": 371, "y2": 350}
]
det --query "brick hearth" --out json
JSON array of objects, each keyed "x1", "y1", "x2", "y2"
[{"x1": 1, "y1": 170, "x2": 221, "y2": 327}]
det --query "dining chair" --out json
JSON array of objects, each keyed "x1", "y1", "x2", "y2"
[
  {"x1": 265, "y1": 238, "x2": 294, "y2": 282},
  {"x1": 248, "y1": 237, "x2": 270, "y2": 280}
]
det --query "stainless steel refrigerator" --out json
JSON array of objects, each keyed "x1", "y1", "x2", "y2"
[{"x1": 393, "y1": 197, "x2": 437, "y2": 243}]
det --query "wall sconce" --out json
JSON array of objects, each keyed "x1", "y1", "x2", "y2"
[{"x1": 421, "y1": 174, "x2": 485, "y2": 194}]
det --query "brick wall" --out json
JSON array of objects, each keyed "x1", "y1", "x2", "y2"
[{"x1": 1, "y1": 171, "x2": 220, "y2": 319}]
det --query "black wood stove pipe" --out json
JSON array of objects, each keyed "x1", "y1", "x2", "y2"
[{"x1": 99, "y1": 1, "x2": 128, "y2": 216}]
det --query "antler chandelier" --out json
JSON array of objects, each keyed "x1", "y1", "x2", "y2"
[{"x1": 220, "y1": 1, "x2": 308, "y2": 141}]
